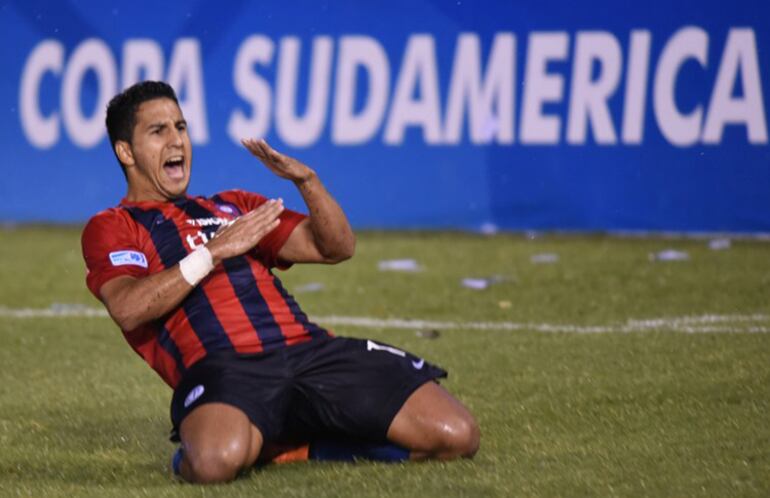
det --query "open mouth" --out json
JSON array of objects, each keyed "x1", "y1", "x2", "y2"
[{"x1": 163, "y1": 156, "x2": 185, "y2": 180}]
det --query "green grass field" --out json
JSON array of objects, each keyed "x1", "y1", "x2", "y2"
[{"x1": 1, "y1": 226, "x2": 769, "y2": 497}]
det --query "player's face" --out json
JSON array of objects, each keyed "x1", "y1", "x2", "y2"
[{"x1": 125, "y1": 98, "x2": 192, "y2": 201}]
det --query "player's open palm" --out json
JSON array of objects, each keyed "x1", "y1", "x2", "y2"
[
  {"x1": 206, "y1": 199, "x2": 284, "y2": 263},
  {"x1": 241, "y1": 138, "x2": 315, "y2": 183}
]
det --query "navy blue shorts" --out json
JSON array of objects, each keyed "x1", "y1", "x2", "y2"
[{"x1": 169, "y1": 337, "x2": 447, "y2": 444}]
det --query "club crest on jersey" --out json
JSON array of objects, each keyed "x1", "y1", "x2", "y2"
[
  {"x1": 109, "y1": 250, "x2": 148, "y2": 268},
  {"x1": 216, "y1": 203, "x2": 237, "y2": 215}
]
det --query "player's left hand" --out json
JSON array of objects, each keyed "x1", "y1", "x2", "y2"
[{"x1": 241, "y1": 138, "x2": 316, "y2": 184}]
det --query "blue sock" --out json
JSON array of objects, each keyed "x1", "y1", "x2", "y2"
[
  {"x1": 171, "y1": 447, "x2": 184, "y2": 477},
  {"x1": 309, "y1": 439, "x2": 410, "y2": 462}
]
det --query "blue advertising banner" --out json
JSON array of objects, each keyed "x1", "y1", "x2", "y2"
[{"x1": 1, "y1": 0, "x2": 768, "y2": 231}]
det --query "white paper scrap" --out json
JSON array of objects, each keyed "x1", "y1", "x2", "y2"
[
  {"x1": 531, "y1": 253, "x2": 559, "y2": 264},
  {"x1": 378, "y1": 259, "x2": 422, "y2": 272},
  {"x1": 295, "y1": 282, "x2": 324, "y2": 293},
  {"x1": 479, "y1": 222, "x2": 499, "y2": 235},
  {"x1": 649, "y1": 249, "x2": 690, "y2": 261},
  {"x1": 461, "y1": 278, "x2": 490, "y2": 290},
  {"x1": 708, "y1": 238, "x2": 731, "y2": 251}
]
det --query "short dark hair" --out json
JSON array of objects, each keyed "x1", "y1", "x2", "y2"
[{"x1": 105, "y1": 81, "x2": 179, "y2": 168}]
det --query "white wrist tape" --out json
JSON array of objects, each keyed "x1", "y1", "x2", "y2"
[{"x1": 179, "y1": 246, "x2": 214, "y2": 286}]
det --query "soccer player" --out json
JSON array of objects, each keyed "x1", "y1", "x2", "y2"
[{"x1": 81, "y1": 81, "x2": 479, "y2": 484}]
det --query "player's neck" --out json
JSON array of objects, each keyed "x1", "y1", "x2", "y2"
[{"x1": 124, "y1": 184, "x2": 186, "y2": 203}]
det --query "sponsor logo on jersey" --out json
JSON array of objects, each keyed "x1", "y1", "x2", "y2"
[
  {"x1": 109, "y1": 250, "x2": 148, "y2": 268},
  {"x1": 185, "y1": 216, "x2": 231, "y2": 227}
]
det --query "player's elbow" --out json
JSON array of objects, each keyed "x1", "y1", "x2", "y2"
[
  {"x1": 99, "y1": 278, "x2": 148, "y2": 330},
  {"x1": 103, "y1": 297, "x2": 146, "y2": 331},
  {"x1": 108, "y1": 305, "x2": 143, "y2": 331},
  {"x1": 335, "y1": 239, "x2": 356, "y2": 262},
  {"x1": 322, "y1": 235, "x2": 356, "y2": 263}
]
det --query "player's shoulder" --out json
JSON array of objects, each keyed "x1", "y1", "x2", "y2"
[
  {"x1": 210, "y1": 189, "x2": 268, "y2": 210},
  {"x1": 212, "y1": 188, "x2": 266, "y2": 199},
  {"x1": 82, "y1": 206, "x2": 139, "y2": 242},
  {"x1": 84, "y1": 206, "x2": 132, "y2": 230}
]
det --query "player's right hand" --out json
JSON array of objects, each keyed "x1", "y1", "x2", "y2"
[{"x1": 205, "y1": 199, "x2": 284, "y2": 264}]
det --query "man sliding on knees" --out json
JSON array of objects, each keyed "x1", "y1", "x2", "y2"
[{"x1": 81, "y1": 81, "x2": 479, "y2": 483}]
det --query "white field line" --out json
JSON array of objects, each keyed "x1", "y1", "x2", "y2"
[
  {"x1": 0, "y1": 305, "x2": 109, "y2": 318},
  {"x1": 317, "y1": 315, "x2": 770, "y2": 334},
  {"x1": 0, "y1": 305, "x2": 768, "y2": 334}
]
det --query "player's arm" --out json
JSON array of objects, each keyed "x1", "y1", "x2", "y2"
[
  {"x1": 98, "y1": 200, "x2": 285, "y2": 331},
  {"x1": 241, "y1": 138, "x2": 355, "y2": 264}
]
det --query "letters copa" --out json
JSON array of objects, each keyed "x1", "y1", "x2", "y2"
[{"x1": 19, "y1": 28, "x2": 768, "y2": 149}]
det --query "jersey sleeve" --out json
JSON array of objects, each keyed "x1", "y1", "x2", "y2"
[
  {"x1": 215, "y1": 190, "x2": 308, "y2": 269},
  {"x1": 81, "y1": 209, "x2": 150, "y2": 299}
]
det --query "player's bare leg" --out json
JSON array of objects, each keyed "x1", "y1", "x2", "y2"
[
  {"x1": 177, "y1": 403, "x2": 262, "y2": 483},
  {"x1": 386, "y1": 382, "x2": 480, "y2": 460}
]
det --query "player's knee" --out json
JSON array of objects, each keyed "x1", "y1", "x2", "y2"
[
  {"x1": 441, "y1": 415, "x2": 480, "y2": 459},
  {"x1": 461, "y1": 417, "x2": 481, "y2": 458},
  {"x1": 185, "y1": 439, "x2": 249, "y2": 484}
]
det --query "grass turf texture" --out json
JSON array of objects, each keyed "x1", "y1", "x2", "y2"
[{"x1": 0, "y1": 226, "x2": 768, "y2": 497}]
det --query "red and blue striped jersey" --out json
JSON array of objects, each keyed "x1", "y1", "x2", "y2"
[{"x1": 81, "y1": 190, "x2": 330, "y2": 388}]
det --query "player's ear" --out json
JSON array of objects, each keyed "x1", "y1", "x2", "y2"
[{"x1": 115, "y1": 140, "x2": 135, "y2": 167}]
